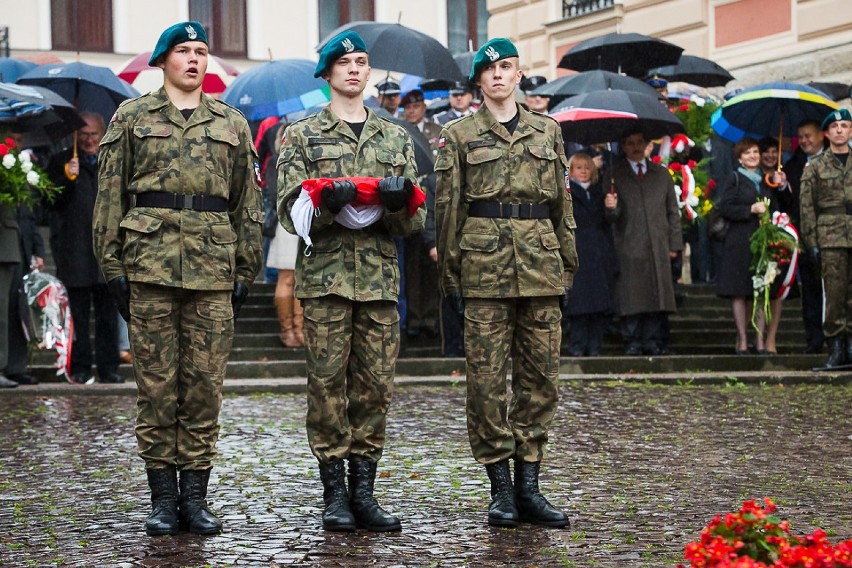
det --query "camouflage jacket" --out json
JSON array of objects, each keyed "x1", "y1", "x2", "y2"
[
  {"x1": 434, "y1": 103, "x2": 578, "y2": 298},
  {"x1": 277, "y1": 105, "x2": 426, "y2": 301},
  {"x1": 800, "y1": 148, "x2": 852, "y2": 249},
  {"x1": 93, "y1": 88, "x2": 263, "y2": 291}
]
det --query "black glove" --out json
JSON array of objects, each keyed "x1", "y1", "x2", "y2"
[
  {"x1": 108, "y1": 276, "x2": 131, "y2": 322},
  {"x1": 231, "y1": 281, "x2": 249, "y2": 319},
  {"x1": 377, "y1": 176, "x2": 413, "y2": 213},
  {"x1": 559, "y1": 287, "x2": 571, "y2": 314},
  {"x1": 321, "y1": 180, "x2": 358, "y2": 214},
  {"x1": 449, "y1": 292, "x2": 465, "y2": 316},
  {"x1": 809, "y1": 247, "x2": 821, "y2": 267}
]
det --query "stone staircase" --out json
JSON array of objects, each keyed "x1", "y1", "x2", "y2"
[{"x1": 29, "y1": 281, "x2": 836, "y2": 383}]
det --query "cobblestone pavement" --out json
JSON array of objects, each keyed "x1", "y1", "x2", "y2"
[{"x1": 1, "y1": 382, "x2": 850, "y2": 567}]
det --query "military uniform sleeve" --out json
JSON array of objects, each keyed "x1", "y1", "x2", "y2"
[
  {"x1": 277, "y1": 124, "x2": 335, "y2": 236},
  {"x1": 799, "y1": 162, "x2": 817, "y2": 250},
  {"x1": 230, "y1": 117, "x2": 264, "y2": 286},
  {"x1": 381, "y1": 133, "x2": 426, "y2": 236},
  {"x1": 551, "y1": 128, "x2": 578, "y2": 288},
  {"x1": 435, "y1": 127, "x2": 463, "y2": 296},
  {"x1": 93, "y1": 111, "x2": 133, "y2": 283}
]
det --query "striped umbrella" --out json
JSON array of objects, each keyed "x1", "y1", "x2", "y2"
[
  {"x1": 115, "y1": 51, "x2": 239, "y2": 95},
  {"x1": 710, "y1": 81, "x2": 839, "y2": 143}
]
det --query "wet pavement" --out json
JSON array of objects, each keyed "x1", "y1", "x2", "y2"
[{"x1": 1, "y1": 382, "x2": 850, "y2": 567}]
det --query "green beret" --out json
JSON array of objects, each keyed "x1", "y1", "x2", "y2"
[
  {"x1": 469, "y1": 38, "x2": 518, "y2": 82},
  {"x1": 821, "y1": 108, "x2": 852, "y2": 130},
  {"x1": 315, "y1": 31, "x2": 368, "y2": 78},
  {"x1": 149, "y1": 22, "x2": 208, "y2": 66}
]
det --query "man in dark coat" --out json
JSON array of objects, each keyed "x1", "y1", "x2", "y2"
[
  {"x1": 0, "y1": 204, "x2": 22, "y2": 388},
  {"x1": 606, "y1": 127, "x2": 683, "y2": 355},
  {"x1": 47, "y1": 112, "x2": 122, "y2": 384}
]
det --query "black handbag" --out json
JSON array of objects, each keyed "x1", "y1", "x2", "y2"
[{"x1": 707, "y1": 209, "x2": 729, "y2": 241}]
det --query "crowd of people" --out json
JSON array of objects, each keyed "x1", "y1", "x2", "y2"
[{"x1": 1, "y1": 19, "x2": 850, "y2": 540}]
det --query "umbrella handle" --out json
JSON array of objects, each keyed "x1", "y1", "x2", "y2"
[
  {"x1": 765, "y1": 111, "x2": 784, "y2": 187},
  {"x1": 64, "y1": 132, "x2": 78, "y2": 181}
]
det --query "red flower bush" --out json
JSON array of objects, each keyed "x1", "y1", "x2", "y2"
[{"x1": 679, "y1": 498, "x2": 852, "y2": 568}]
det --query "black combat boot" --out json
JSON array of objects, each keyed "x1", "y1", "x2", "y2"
[
  {"x1": 484, "y1": 460, "x2": 519, "y2": 527},
  {"x1": 514, "y1": 460, "x2": 570, "y2": 527},
  {"x1": 825, "y1": 334, "x2": 847, "y2": 368},
  {"x1": 145, "y1": 466, "x2": 179, "y2": 536},
  {"x1": 178, "y1": 469, "x2": 222, "y2": 535},
  {"x1": 348, "y1": 460, "x2": 401, "y2": 532},
  {"x1": 318, "y1": 460, "x2": 356, "y2": 531}
]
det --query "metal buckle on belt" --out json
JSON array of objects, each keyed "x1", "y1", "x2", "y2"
[
  {"x1": 181, "y1": 194, "x2": 193, "y2": 209},
  {"x1": 508, "y1": 203, "x2": 520, "y2": 218}
]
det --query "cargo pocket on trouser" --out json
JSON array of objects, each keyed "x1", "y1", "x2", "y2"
[
  {"x1": 518, "y1": 298, "x2": 562, "y2": 374},
  {"x1": 129, "y1": 298, "x2": 177, "y2": 373},
  {"x1": 356, "y1": 302, "x2": 400, "y2": 375},
  {"x1": 189, "y1": 299, "x2": 234, "y2": 375}
]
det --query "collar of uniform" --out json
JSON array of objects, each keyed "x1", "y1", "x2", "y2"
[
  {"x1": 472, "y1": 103, "x2": 544, "y2": 139},
  {"x1": 145, "y1": 87, "x2": 225, "y2": 119},
  {"x1": 317, "y1": 105, "x2": 383, "y2": 141}
]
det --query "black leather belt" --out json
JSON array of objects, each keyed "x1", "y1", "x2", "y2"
[
  {"x1": 468, "y1": 202, "x2": 550, "y2": 219},
  {"x1": 131, "y1": 192, "x2": 228, "y2": 212},
  {"x1": 819, "y1": 205, "x2": 852, "y2": 215}
]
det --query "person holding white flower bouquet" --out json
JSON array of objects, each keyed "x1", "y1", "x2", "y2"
[{"x1": 715, "y1": 137, "x2": 789, "y2": 355}]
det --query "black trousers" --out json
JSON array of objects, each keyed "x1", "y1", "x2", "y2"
[
  {"x1": 68, "y1": 284, "x2": 120, "y2": 378},
  {"x1": 567, "y1": 313, "x2": 609, "y2": 356},
  {"x1": 439, "y1": 296, "x2": 464, "y2": 357},
  {"x1": 620, "y1": 312, "x2": 667, "y2": 351},
  {"x1": 798, "y1": 253, "x2": 825, "y2": 350},
  {"x1": 5, "y1": 262, "x2": 29, "y2": 375}
]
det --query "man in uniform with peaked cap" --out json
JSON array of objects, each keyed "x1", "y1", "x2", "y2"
[
  {"x1": 800, "y1": 108, "x2": 852, "y2": 369},
  {"x1": 376, "y1": 79, "x2": 402, "y2": 115},
  {"x1": 435, "y1": 37, "x2": 576, "y2": 528},
  {"x1": 278, "y1": 29, "x2": 425, "y2": 532},
  {"x1": 520, "y1": 75, "x2": 551, "y2": 113},
  {"x1": 94, "y1": 20, "x2": 263, "y2": 536}
]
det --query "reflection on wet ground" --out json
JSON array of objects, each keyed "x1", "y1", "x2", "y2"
[{"x1": 1, "y1": 383, "x2": 850, "y2": 567}]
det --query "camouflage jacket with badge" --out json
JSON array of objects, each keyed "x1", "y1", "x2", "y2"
[
  {"x1": 800, "y1": 148, "x2": 852, "y2": 249},
  {"x1": 93, "y1": 88, "x2": 263, "y2": 291},
  {"x1": 434, "y1": 103, "x2": 578, "y2": 298},
  {"x1": 277, "y1": 105, "x2": 426, "y2": 302}
]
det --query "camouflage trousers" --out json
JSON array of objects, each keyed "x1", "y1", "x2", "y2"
[
  {"x1": 303, "y1": 296, "x2": 400, "y2": 464},
  {"x1": 129, "y1": 283, "x2": 233, "y2": 470},
  {"x1": 820, "y1": 248, "x2": 852, "y2": 337},
  {"x1": 463, "y1": 296, "x2": 562, "y2": 464}
]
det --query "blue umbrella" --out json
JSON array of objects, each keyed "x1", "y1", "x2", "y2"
[
  {"x1": 220, "y1": 59, "x2": 328, "y2": 121},
  {"x1": 17, "y1": 61, "x2": 140, "y2": 125},
  {"x1": 0, "y1": 58, "x2": 37, "y2": 83}
]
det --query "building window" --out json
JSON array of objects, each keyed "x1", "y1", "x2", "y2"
[
  {"x1": 51, "y1": 0, "x2": 113, "y2": 52},
  {"x1": 447, "y1": 0, "x2": 488, "y2": 54},
  {"x1": 319, "y1": 0, "x2": 375, "y2": 40},
  {"x1": 563, "y1": 0, "x2": 615, "y2": 19},
  {"x1": 189, "y1": 0, "x2": 247, "y2": 57}
]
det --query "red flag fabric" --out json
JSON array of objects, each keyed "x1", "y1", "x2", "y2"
[{"x1": 301, "y1": 177, "x2": 425, "y2": 217}]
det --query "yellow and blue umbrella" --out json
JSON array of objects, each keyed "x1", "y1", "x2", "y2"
[{"x1": 710, "y1": 81, "x2": 839, "y2": 143}]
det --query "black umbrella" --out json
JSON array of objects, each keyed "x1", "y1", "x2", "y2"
[
  {"x1": 530, "y1": 70, "x2": 660, "y2": 108},
  {"x1": 550, "y1": 89, "x2": 684, "y2": 145},
  {"x1": 317, "y1": 21, "x2": 465, "y2": 82},
  {"x1": 453, "y1": 51, "x2": 476, "y2": 79},
  {"x1": 647, "y1": 55, "x2": 734, "y2": 88},
  {"x1": 807, "y1": 81, "x2": 850, "y2": 102},
  {"x1": 558, "y1": 32, "x2": 683, "y2": 78}
]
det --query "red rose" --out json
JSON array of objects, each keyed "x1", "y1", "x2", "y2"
[
  {"x1": 651, "y1": 155, "x2": 662, "y2": 164},
  {"x1": 687, "y1": 159, "x2": 697, "y2": 169},
  {"x1": 708, "y1": 179, "x2": 717, "y2": 190},
  {"x1": 679, "y1": 104, "x2": 690, "y2": 112},
  {"x1": 0, "y1": 144, "x2": 8, "y2": 156},
  {"x1": 670, "y1": 162, "x2": 682, "y2": 172},
  {"x1": 4, "y1": 137, "x2": 15, "y2": 149}
]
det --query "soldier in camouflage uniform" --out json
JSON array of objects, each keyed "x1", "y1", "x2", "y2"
[
  {"x1": 277, "y1": 31, "x2": 425, "y2": 533},
  {"x1": 93, "y1": 22, "x2": 262, "y2": 536},
  {"x1": 800, "y1": 108, "x2": 852, "y2": 368},
  {"x1": 435, "y1": 38, "x2": 577, "y2": 528}
]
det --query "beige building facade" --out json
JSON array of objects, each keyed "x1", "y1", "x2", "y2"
[{"x1": 488, "y1": 0, "x2": 852, "y2": 94}]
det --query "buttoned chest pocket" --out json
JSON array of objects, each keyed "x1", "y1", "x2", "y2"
[
  {"x1": 203, "y1": 127, "x2": 240, "y2": 180},
  {"x1": 528, "y1": 145, "x2": 559, "y2": 198},
  {"x1": 376, "y1": 149, "x2": 407, "y2": 177},
  {"x1": 132, "y1": 124, "x2": 175, "y2": 175},
  {"x1": 465, "y1": 147, "x2": 503, "y2": 200},
  {"x1": 306, "y1": 144, "x2": 344, "y2": 178}
]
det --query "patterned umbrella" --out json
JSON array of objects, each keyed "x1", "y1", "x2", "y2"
[
  {"x1": 710, "y1": 81, "x2": 839, "y2": 143},
  {"x1": 115, "y1": 51, "x2": 239, "y2": 95}
]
